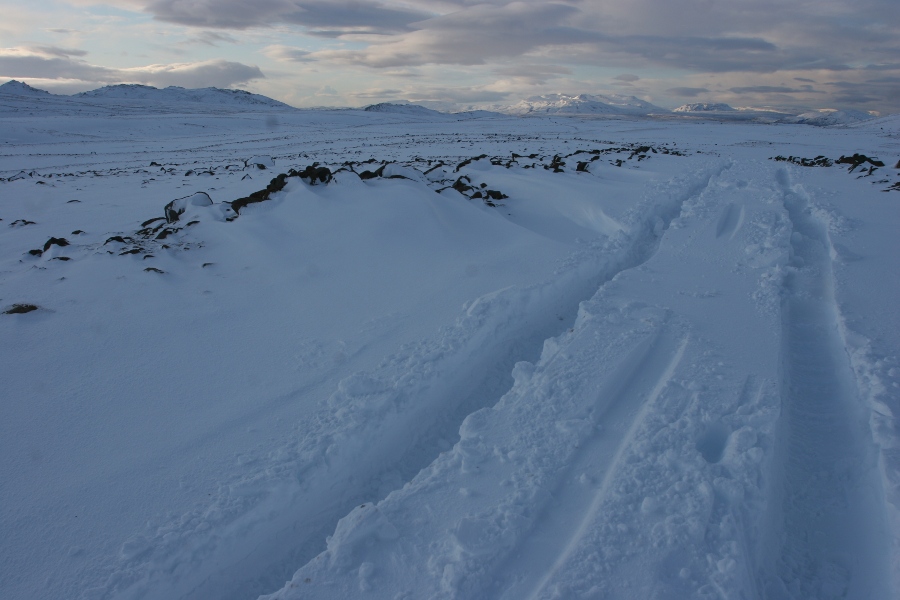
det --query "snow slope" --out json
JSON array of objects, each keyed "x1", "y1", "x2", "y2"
[{"x1": 1, "y1": 105, "x2": 898, "y2": 600}]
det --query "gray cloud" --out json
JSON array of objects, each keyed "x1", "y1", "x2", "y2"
[
  {"x1": 187, "y1": 31, "x2": 239, "y2": 46},
  {"x1": 147, "y1": 0, "x2": 434, "y2": 33},
  {"x1": 0, "y1": 49, "x2": 263, "y2": 89},
  {"x1": 0, "y1": 52, "x2": 111, "y2": 81},
  {"x1": 125, "y1": 60, "x2": 264, "y2": 88},
  {"x1": 667, "y1": 87, "x2": 709, "y2": 97},
  {"x1": 729, "y1": 85, "x2": 806, "y2": 94},
  {"x1": 263, "y1": 45, "x2": 313, "y2": 62},
  {"x1": 27, "y1": 45, "x2": 88, "y2": 58},
  {"x1": 615, "y1": 74, "x2": 640, "y2": 82},
  {"x1": 493, "y1": 64, "x2": 571, "y2": 85}
]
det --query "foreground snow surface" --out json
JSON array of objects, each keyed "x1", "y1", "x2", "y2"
[{"x1": 1, "y1": 109, "x2": 899, "y2": 600}]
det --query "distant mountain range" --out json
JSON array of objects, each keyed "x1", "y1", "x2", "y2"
[
  {"x1": 1, "y1": 80, "x2": 878, "y2": 125},
  {"x1": 0, "y1": 80, "x2": 294, "y2": 114},
  {"x1": 787, "y1": 109, "x2": 876, "y2": 126},
  {"x1": 673, "y1": 103, "x2": 736, "y2": 112},
  {"x1": 505, "y1": 93, "x2": 666, "y2": 116}
]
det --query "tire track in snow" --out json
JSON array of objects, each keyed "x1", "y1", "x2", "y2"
[
  {"x1": 759, "y1": 169, "x2": 890, "y2": 599},
  {"x1": 107, "y1": 163, "x2": 724, "y2": 600},
  {"x1": 497, "y1": 330, "x2": 689, "y2": 600}
]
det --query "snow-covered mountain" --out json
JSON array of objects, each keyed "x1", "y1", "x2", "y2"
[
  {"x1": 788, "y1": 109, "x2": 875, "y2": 126},
  {"x1": 363, "y1": 102, "x2": 446, "y2": 117},
  {"x1": 504, "y1": 93, "x2": 667, "y2": 116},
  {"x1": 0, "y1": 80, "x2": 296, "y2": 114},
  {"x1": 673, "y1": 102, "x2": 736, "y2": 112},
  {"x1": 363, "y1": 102, "x2": 502, "y2": 119},
  {"x1": 0, "y1": 80, "x2": 53, "y2": 97},
  {"x1": 74, "y1": 84, "x2": 293, "y2": 109}
]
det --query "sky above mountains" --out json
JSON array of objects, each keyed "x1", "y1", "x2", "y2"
[{"x1": 1, "y1": 0, "x2": 898, "y2": 112}]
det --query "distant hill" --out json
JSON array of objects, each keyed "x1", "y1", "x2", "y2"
[
  {"x1": 74, "y1": 84, "x2": 293, "y2": 109},
  {"x1": 363, "y1": 103, "x2": 446, "y2": 117},
  {"x1": 788, "y1": 109, "x2": 875, "y2": 126},
  {"x1": 673, "y1": 103, "x2": 735, "y2": 112},
  {"x1": 0, "y1": 80, "x2": 53, "y2": 97},
  {"x1": 505, "y1": 94, "x2": 667, "y2": 116},
  {"x1": 362, "y1": 102, "x2": 502, "y2": 119}
]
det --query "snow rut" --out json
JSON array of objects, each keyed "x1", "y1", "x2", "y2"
[
  {"x1": 497, "y1": 329, "x2": 689, "y2": 600},
  {"x1": 107, "y1": 165, "x2": 722, "y2": 600},
  {"x1": 759, "y1": 170, "x2": 890, "y2": 599}
]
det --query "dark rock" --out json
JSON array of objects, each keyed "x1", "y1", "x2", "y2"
[
  {"x1": 358, "y1": 165, "x2": 386, "y2": 180},
  {"x1": 10, "y1": 219, "x2": 36, "y2": 227},
  {"x1": 104, "y1": 235, "x2": 132, "y2": 245},
  {"x1": 836, "y1": 153, "x2": 885, "y2": 172},
  {"x1": 547, "y1": 155, "x2": 565, "y2": 172},
  {"x1": 4, "y1": 304, "x2": 39, "y2": 314},
  {"x1": 28, "y1": 249, "x2": 42, "y2": 256},
  {"x1": 298, "y1": 165, "x2": 332, "y2": 185},
  {"x1": 771, "y1": 155, "x2": 833, "y2": 167},
  {"x1": 141, "y1": 217, "x2": 165, "y2": 227},
  {"x1": 42, "y1": 237, "x2": 69, "y2": 252},
  {"x1": 71, "y1": 230, "x2": 84, "y2": 235},
  {"x1": 51, "y1": 256, "x2": 71, "y2": 261},
  {"x1": 144, "y1": 267, "x2": 165, "y2": 273},
  {"x1": 452, "y1": 176, "x2": 473, "y2": 194}
]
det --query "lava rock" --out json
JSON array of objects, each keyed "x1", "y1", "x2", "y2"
[{"x1": 42, "y1": 237, "x2": 69, "y2": 252}]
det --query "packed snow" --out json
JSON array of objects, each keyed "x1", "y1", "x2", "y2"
[{"x1": 1, "y1": 90, "x2": 899, "y2": 600}]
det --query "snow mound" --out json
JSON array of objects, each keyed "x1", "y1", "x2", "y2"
[
  {"x1": 505, "y1": 94, "x2": 667, "y2": 116},
  {"x1": 673, "y1": 103, "x2": 736, "y2": 112},
  {"x1": 0, "y1": 80, "x2": 53, "y2": 97},
  {"x1": 790, "y1": 109, "x2": 875, "y2": 126}
]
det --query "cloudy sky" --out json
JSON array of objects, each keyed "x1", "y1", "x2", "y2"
[{"x1": 1, "y1": 0, "x2": 898, "y2": 112}]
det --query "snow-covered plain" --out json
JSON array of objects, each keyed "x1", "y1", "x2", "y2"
[{"x1": 1, "y1": 95, "x2": 899, "y2": 600}]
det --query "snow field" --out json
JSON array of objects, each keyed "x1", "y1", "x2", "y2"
[{"x1": 1, "y1": 110, "x2": 898, "y2": 600}]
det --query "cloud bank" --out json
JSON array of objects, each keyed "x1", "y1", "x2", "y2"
[
  {"x1": 3, "y1": 0, "x2": 899, "y2": 111},
  {"x1": 0, "y1": 47, "x2": 264, "y2": 89}
]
